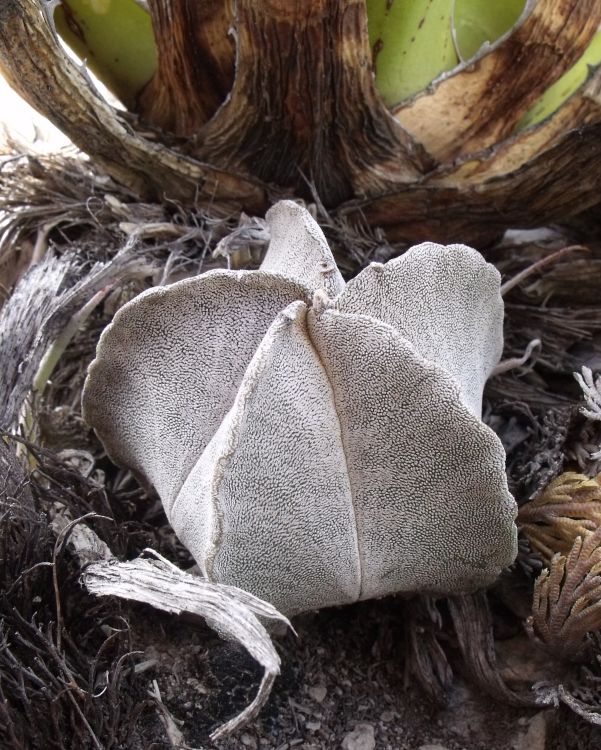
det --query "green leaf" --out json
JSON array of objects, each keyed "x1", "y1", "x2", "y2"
[
  {"x1": 453, "y1": 0, "x2": 526, "y2": 61},
  {"x1": 518, "y1": 30, "x2": 601, "y2": 129},
  {"x1": 54, "y1": 0, "x2": 157, "y2": 107},
  {"x1": 366, "y1": 0, "x2": 458, "y2": 107}
]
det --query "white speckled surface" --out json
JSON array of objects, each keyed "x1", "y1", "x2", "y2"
[{"x1": 83, "y1": 200, "x2": 517, "y2": 615}]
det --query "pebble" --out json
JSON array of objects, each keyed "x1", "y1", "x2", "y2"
[
  {"x1": 516, "y1": 711, "x2": 551, "y2": 750},
  {"x1": 308, "y1": 684, "x2": 328, "y2": 703},
  {"x1": 341, "y1": 723, "x2": 376, "y2": 750},
  {"x1": 418, "y1": 745, "x2": 450, "y2": 750}
]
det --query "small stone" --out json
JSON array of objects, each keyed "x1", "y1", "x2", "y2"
[
  {"x1": 516, "y1": 711, "x2": 551, "y2": 750},
  {"x1": 418, "y1": 745, "x2": 450, "y2": 750},
  {"x1": 306, "y1": 721, "x2": 321, "y2": 732},
  {"x1": 240, "y1": 733, "x2": 257, "y2": 749},
  {"x1": 341, "y1": 723, "x2": 376, "y2": 750},
  {"x1": 308, "y1": 684, "x2": 328, "y2": 703},
  {"x1": 380, "y1": 710, "x2": 395, "y2": 722}
]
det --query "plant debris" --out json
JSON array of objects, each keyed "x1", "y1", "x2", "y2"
[
  {"x1": 2, "y1": 147, "x2": 601, "y2": 748},
  {"x1": 528, "y1": 527, "x2": 601, "y2": 660}
]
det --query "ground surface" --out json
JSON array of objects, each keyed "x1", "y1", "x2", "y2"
[{"x1": 134, "y1": 596, "x2": 601, "y2": 749}]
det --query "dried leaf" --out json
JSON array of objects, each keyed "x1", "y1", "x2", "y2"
[
  {"x1": 439, "y1": 67, "x2": 601, "y2": 183},
  {"x1": 83, "y1": 552, "x2": 290, "y2": 742},
  {"x1": 0, "y1": 249, "x2": 153, "y2": 431},
  {"x1": 2, "y1": 0, "x2": 601, "y2": 243},
  {"x1": 404, "y1": 595, "x2": 453, "y2": 704},
  {"x1": 447, "y1": 591, "x2": 534, "y2": 706},
  {"x1": 342, "y1": 121, "x2": 601, "y2": 245},
  {"x1": 575, "y1": 367, "x2": 601, "y2": 424},
  {"x1": 518, "y1": 29, "x2": 601, "y2": 128}
]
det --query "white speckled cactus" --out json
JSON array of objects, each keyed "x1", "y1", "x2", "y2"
[{"x1": 83, "y1": 201, "x2": 517, "y2": 616}]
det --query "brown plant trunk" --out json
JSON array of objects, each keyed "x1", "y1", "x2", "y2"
[
  {"x1": 138, "y1": 0, "x2": 236, "y2": 134},
  {"x1": 195, "y1": 0, "x2": 432, "y2": 204},
  {"x1": 1, "y1": 0, "x2": 601, "y2": 246},
  {"x1": 140, "y1": 0, "x2": 431, "y2": 205}
]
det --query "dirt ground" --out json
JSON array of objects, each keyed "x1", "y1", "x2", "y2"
[{"x1": 134, "y1": 596, "x2": 601, "y2": 750}]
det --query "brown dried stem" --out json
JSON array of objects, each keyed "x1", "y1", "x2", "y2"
[
  {"x1": 0, "y1": 0, "x2": 265, "y2": 208},
  {"x1": 139, "y1": 0, "x2": 235, "y2": 134},
  {"x1": 195, "y1": 0, "x2": 431, "y2": 205}
]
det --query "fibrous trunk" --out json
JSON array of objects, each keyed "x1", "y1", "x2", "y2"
[{"x1": 0, "y1": 0, "x2": 601, "y2": 245}]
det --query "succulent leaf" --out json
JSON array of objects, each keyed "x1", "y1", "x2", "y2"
[
  {"x1": 172, "y1": 301, "x2": 361, "y2": 615},
  {"x1": 54, "y1": 0, "x2": 157, "y2": 107},
  {"x1": 261, "y1": 202, "x2": 345, "y2": 297},
  {"x1": 453, "y1": 0, "x2": 526, "y2": 60},
  {"x1": 519, "y1": 30, "x2": 601, "y2": 129},
  {"x1": 366, "y1": 0, "x2": 458, "y2": 107},
  {"x1": 337, "y1": 242, "x2": 503, "y2": 416},
  {"x1": 394, "y1": 0, "x2": 600, "y2": 161},
  {"x1": 83, "y1": 270, "x2": 310, "y2": 511}
]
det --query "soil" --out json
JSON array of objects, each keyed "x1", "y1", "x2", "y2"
[{"x1": 131, "y1": 598, "x2": 601, "y2": 750}]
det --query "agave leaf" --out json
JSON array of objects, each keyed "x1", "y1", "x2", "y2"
[
  {"x1": 3, "y1": 0, "x2": 601, "y2": 241},
  {"x1": 453, "y1": 0, "x2": 525, "y2": 60},
  {"x1": 366, "y1": 0, "x2": 457, "y2": 107},
  {"x1": 437, "y1": 67, "x2": 601, "y2": 182},
  {"x1": 394, "y1": 0, "x2": 601, "y2": 161},
  {"x1": 338, "y1": 120, "x2": 601, "y2": 244},
  {"x1": 518, "y1": 30, "x2": 601, "y2": 129},
  {"x1": 0, "y1": 0, "x2": 266, "y2": 208},
  {"x1": 55, "y1": 0, "x2": 157, "y2": 108}
]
